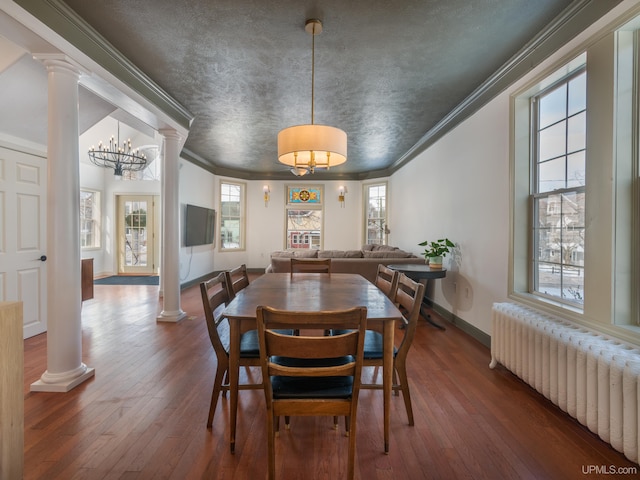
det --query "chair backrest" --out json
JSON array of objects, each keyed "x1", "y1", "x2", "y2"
[
  {"x1": 290, "y1": 258, "x2": 332, "y2": 273},
  {"x1": 224, "y1": 264, "x2": 250, "y2": 300},
  {"x1": 256, "y1": 306, "x2": 367, "y2": 402},
  {"x1": 392, "y1": 273, "x2": 425, "y2": 355},
  {"x1": 257, "y1": 305, "x2": 367, "y2": 480},
  {"x1": 200, "y1": 272, "x2": 232, "y2": 360},
  {"x1": 375, "y1": 264, "x2": 400, "y2": 300}
]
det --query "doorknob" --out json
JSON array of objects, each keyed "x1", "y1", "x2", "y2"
[{"x1": 39, "y1": 255, "x2": 47, "y2": 262}]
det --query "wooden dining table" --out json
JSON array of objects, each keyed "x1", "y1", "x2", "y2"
[{"x1": 222, "y1": 272, "x2": 403, "y2": 454}]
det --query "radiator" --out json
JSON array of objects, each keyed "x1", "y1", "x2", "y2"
[{"x1": 490, "y1": 302, "x2": 640, "y2": 464}]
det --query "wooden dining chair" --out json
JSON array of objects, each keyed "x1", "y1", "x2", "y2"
[
  {"x1": 359, "y1": 273, "x2": 425, "y2": 426},
  {"x1": 199, "y1": 272, "x2": 262, "y2": 428},
  {"x1": 256, "y1": 305, "x2": 368, "y2": 480},
  {"x1": 375, "y1": 264, "x2": 400, "y2": 300},
  {"x1": 224, "y1": 263, "x2": 250, "y2": 299},
  {"x1": 290, "y1": 257, "x2": 333, "y2": 335},
  {"x1": 290, "y1": 257, "x2": 332, "y2": 273}
]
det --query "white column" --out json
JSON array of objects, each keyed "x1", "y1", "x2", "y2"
[
  {"x1": 157, "y1": 129, "x2": 186, "y2": 322},
  {"x1": 31, "y1": 56, "x2": 95, "y2": 392}
]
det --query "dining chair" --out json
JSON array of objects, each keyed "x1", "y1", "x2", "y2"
[
  {"x1": 199, "y1": 272, "x2": 262, "y2": 428},
  {"x1": 359, "y1": 273, "x2": 424, "y2": 425},
  {"x1": 290, "y1": 258, "x2": 333, "y2": 336},
  {"x1": 224, "y1": 263, "x2": 250, "y2": 299},
  {"x1": 375, "y1": 264, "x2": 400, "y2": 300},
  {"x1": 256, "y1": 305, "x2": 368, "y2": 480},
  {"x1": 290, "y1": 257, "x2": 332, "y2": 273}
]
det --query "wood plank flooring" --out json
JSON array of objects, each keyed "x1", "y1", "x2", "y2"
[{"x1": 23, "y1": 279, "x2": 638, "y2": 479}]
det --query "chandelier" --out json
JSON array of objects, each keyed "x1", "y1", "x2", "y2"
[
  {"x1": 277, "y1": 19, "x2": 347, "y2": 176},
  {"x1": 88, "y1": 122, "x2": 147, "y2": 176}
]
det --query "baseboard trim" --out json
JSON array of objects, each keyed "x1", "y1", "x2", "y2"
[
  {"x1": 180, "y1": 272, "x2": 217, "y2": 290},
  {"x1": 425, "y1": 299, "x2": 491, "y2": 348}
]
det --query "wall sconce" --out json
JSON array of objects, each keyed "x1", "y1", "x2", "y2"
[
  {"x1": 338, "y1": 186, "x2": 347, "y2": 208},
  {"x1": 263, "y1": 185, "x2": 271, "y2": 207}
]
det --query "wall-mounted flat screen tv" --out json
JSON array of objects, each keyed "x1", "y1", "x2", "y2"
[{"x1": 185, "y1": 204, "x2": 216, "y2": 247}]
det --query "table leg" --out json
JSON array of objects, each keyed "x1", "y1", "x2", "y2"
[
  {"x1": 229, "y1": 319, "x2": 240, "y2": 454},
  {"x1": 383, "y1": 319, "x2": 394, "y2": 454}
]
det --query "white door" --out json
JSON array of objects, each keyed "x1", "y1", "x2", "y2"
[
  {"x1": 0, "y1": 146, "x2": 47, "y2": 338},
  {"x1": 117, "y1": 195, "x2": 158, "y2": 275}
]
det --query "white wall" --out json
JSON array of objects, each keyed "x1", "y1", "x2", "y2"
[
  {"x1": 214, "y1": 179, "x2": 364, "y2": 272},
  {"x1": 389, "y1": 97, "x2": 511, "y2": 334},
  {"x1": 178, "y1": 160, "x2": 217, "y2": 282},
  {"x1": 79, "y1": 120, "x2": 160, "y2": 277},
  {"x1": 387, "y1": 0, "x2": 640, "y2": 337}
]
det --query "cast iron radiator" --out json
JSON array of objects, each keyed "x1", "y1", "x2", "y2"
[{"x1": 490, "y1": 302, "x2": 640, "y2": 464}]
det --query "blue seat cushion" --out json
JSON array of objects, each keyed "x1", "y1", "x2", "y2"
[
  {"x1": 270, "y1": 355, "x2": 354, "y2": 399},
  {"x1": 239, "y1": 329, "x2": 294, "y2": 358},
  {"x1": 331, "y1": 330, "x2": 397, "y2": 359}
]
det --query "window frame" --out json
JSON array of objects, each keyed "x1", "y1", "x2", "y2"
[
  {"x1": 511, "y1": 53, "x2": 588, "y2": 317},
  {"x1": 80, "y1": 189, "x2": 101, "y2": 250},
  {"x1": 510, "y1": 16, "x2": 640, "y2": 344},
  {"x1": 530, "y1": 67, "x2": 587, "y2": 309},
  {"x1": 284, "y1": 185, "x2": 324, "y2": 250},
  {"x1": 363, "y1": 182, "x2": 388, "y2": 246},
  {"x1": 218, "y1": 180, "x2": 246, "y2": 251}
]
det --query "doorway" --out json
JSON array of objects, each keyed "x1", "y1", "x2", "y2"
[
  {"x1": 0, "y1": 146, "x2": 48, "y2": 338},
  {"x1": 116, "y1": 195, "x2": 159, "y2": 275}
]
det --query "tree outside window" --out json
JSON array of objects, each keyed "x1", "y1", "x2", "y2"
[{"x1": 286, "y1": 209, "x2": 322, "y2": 249}]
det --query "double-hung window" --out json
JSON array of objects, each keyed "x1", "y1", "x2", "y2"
[
  {"x1": 513, "y1": 17, "x2": 640, "y2": 342},
  {"x1": 219, "y1": 181, "x2": 245, "y2": 250},
  {"x1": 80, "y1": 189, "x2": 101, "y2": 249},
  {"x1": 531, "y1": 69, "x2": 586, "y2": 307}
]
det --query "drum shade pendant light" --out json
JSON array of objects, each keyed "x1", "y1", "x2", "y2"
[{"x1": 278, "y1": 19, "x2": 347, "y2": 176}]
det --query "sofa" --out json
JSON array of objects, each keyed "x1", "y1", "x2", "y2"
[{"x1": 265, "y1": 244, "x2": 425, "y2": 283}]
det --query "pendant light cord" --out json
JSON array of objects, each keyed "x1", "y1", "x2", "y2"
[{"x1": 311, "y1": 22, "x2": 316, "y2": 125}]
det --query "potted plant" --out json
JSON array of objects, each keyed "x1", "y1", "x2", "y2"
[{"x1": 418, "y1": 238, "x2": 455, "y2": 269}]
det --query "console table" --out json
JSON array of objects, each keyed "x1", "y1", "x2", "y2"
[
  {"x1": 387, "y1": 264, "x2": 447, "y2": 330},
  {"x1": 81, "y1": 258, "x2": 94, "y2": 301}
]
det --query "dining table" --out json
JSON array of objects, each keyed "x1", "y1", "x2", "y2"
[{"x1": 222, "y1": 272, "x2": 403, "y2": 454}]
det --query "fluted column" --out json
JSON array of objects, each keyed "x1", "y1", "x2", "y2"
[
  {"x1": 157, "y1": 129, "x2": 186, "y2": 322},
  {"x1": 31, "y1": 55, "x2": 95, "y2": 392}
]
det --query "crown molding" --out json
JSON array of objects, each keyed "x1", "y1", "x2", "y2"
[
  {"x1": 13, "y1": 0, "x2": 194, "y2": 131},
  {"x1": 10, "y1": 0, "x2": 625, "y2": 182},
  {"x1": 388, "y1": 0, "x2": 624, "y2": 175}
]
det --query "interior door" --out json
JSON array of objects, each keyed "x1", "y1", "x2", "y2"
[
  {"x1": 0, "y1": 146, "x2": 48, "y2": 338},
  {"x1": 117, "y1": 195, "x2": 157, "y2": 275}
]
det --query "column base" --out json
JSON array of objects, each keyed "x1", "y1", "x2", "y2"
[
  {"x1": 31, "y1": 366, "x2": 95, "y2": 393},
  {"x1": 156, "y1": 310, "x2": 187, "y2": 323}
]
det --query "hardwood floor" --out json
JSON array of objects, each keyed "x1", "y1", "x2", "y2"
[{"x1": 23, "y1": 280, "x2": 637, "y2": 479}]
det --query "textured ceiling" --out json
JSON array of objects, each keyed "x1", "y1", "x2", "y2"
[{"x1": 57, "y1": 0, "x2": 574, "y2": 179}]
